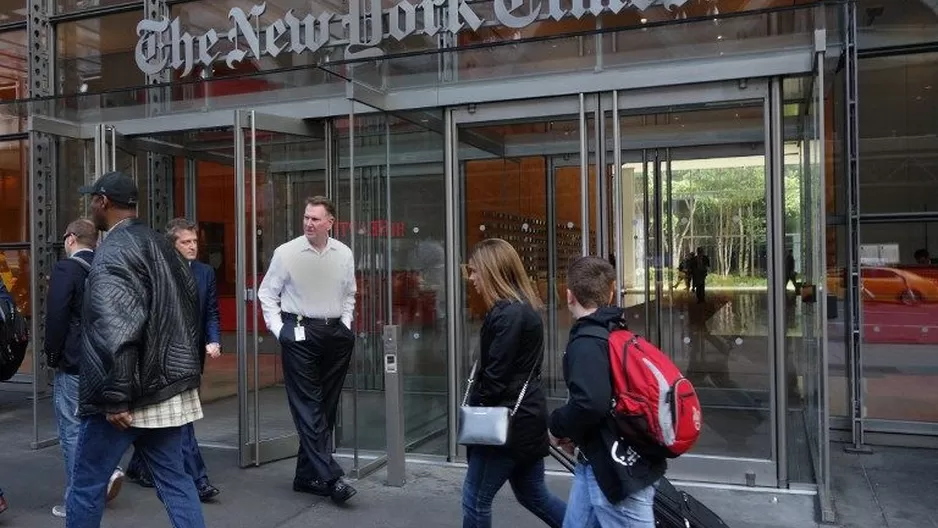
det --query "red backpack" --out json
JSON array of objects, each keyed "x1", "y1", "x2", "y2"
[{"x1": 579, "y1": 324, "x2": 702, "y2": 459}]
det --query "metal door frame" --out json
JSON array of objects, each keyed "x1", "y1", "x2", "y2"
[
  {"x1": 233, "y1": 110, "x2": 321, "y2": 467},
  {"x1": 609, "y1": 83, "x2": 781, "y2": 487},
  {"x1": 448, "y1": 78, "x2": 789, "y2": 486}
]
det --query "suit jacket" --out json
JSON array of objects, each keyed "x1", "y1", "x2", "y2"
[
  {"x1": 190, "y1": 260, "x2": 220, "y2": 369},
  {"x1": 44, "y1": 250, "x2": 94, "y2": 374},
  {"x1": 0, "y1": 278, "x2": 11, "y2": 308}
]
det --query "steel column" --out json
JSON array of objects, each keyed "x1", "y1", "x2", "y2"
[
  {"x1": 595, "y1": 96, "x2": 606, "y2": 256},
  {"x1": 842, "y1": 0, "x2": 871, "y2": 456},
  {"x1": 184, "y1": 158, "x2": 197, "y2": 221},
  {"x1": 579, "y1": 93, "x2": 589, "y2": 255},
  {"x1": 612, "y1": 91, "x2": 623, "y2": 306},
  {"x1": 815, "y1": 40, "x2": 836, "y2": 525},
  {"x1": 144, "y1": 0, "x2": 174, "y2": 228},
  {"x1": 234, "y1": 111, "x2": 250, "y2": 467},
  {"x1": 652, "y1": 149, "x2": 662, "y2": 346},
  {"x1": 546, "y1": 157, "x2": 558, "y2": 391},
  {"x1": 769, "y1": 77, "x2": 788, "y2": 487},
  {"x1": 27, "y1": 0, "x2": 57, "y2": 450},
  {"x1": 444, "y1": 108, "x2": 460, "y2": 461}
]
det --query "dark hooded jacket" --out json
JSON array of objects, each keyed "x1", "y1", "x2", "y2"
[
  {"x1": 549, "y1": 307, "x2": 667, "y2": 504},
  {"x1": 468, "y1": 299, "x2": 550, "y2": 460},
  {"x1": 79, "y1": 218, "x2": 202, "y2": 416}
]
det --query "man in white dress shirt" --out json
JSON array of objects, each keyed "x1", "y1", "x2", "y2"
[{"x1": 257, "y1": 196, "x2": 358, "y2": 504}]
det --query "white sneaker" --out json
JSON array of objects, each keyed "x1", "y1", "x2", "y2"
[
  {"x1": 52, "y1": 504, "x2": 66, "y2": 518},
  {"x1": 107, "y1": 467, "x2": 125, "y2": 502}
]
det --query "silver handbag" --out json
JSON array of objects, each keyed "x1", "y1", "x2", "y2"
[{"x1": 457, "y1": 361, "x2": 533, "y2": 446}]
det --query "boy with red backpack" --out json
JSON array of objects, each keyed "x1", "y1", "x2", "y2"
[{"x1": 548, "y1": 256, "x2": 668, "y2": 528}]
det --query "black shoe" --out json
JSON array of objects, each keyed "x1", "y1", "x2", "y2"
[
  {"x1": 293, "y1": 479, "x2": 331, "y2": 497},
  {"x1": 330, "y1": 479, "x2": 357, "y2": 504},
  {"x1": 197, "y1": 482, "x2": 220, "y2": 502},
  {"x1": 127, "y1": 471, "x2": 155, "y2": 489}
]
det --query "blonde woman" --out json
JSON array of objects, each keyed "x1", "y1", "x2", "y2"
[{"x1": 461, "y1": 238, "x2": 566, "y2": 528}]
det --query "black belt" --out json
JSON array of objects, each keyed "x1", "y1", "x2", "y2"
[{"x1": 282, "y1": 313, "x2": 341, "y2": 325}]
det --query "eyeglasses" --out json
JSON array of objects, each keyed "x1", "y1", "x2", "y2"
[{"x1": 62, "y1": 232, "x2": 75, "y2": 241}]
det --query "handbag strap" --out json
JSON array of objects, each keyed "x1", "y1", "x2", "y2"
[{"x1": 461, "y1": 358, "x2": 538, "y2": 417}]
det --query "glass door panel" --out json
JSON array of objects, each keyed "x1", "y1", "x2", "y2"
[
  {"x1": 613, "y1": 94, "x2": 778, "y2": 485},
  {"x1": 235, "y1": 110, "x2": 323, "y2": 467},
  {"x1": 781, "y1": 71, "x2": 828, "y2": 487},
  {"x1": 455, "y1": 110, "x2": 593, "y2": 420}
]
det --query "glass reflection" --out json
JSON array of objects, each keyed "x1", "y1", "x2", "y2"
[
  {"x1": 854, "y1": 223, "x2": 938, "y2": 423},
  {"x1": 0, "y1": 139, "x2": 27, "y2": 242}
]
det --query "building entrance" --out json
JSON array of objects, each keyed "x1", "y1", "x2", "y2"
[
  {"x1": 25, "y1": 71, "x2": 828, "y2": 491},
  {"x1": 450, "y1": 78, "x2": 826, "y2": 488}
]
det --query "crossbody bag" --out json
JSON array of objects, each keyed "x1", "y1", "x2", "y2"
[{"x1": 456, "y1": 360, "x2": 535, "y2": 446}]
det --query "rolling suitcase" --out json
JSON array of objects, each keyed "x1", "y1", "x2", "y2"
[{"x1": 548, "y1": 446, "x2": 730, "y2": 528}]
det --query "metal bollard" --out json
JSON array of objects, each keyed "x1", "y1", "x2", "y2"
[{"x1": 383, "y1": 324, "x2": 405, "y2": 487}]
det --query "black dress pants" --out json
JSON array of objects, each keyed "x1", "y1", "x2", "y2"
[{"x1": 279, "y1": 318, "x2": 355, "y2": 484}]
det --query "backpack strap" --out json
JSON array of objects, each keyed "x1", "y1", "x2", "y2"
[{"x1": 69, "y1": 255, "x2": 91, "y2": 273}]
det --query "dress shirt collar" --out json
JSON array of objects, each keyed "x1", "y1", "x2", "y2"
[{"x1": 303, "y1": 236, "x2": 338, "y2": 254}]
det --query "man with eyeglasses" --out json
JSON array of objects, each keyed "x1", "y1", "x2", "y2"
[{"x1": 45, "y1": 218, "x2": 125, "y2": 519}]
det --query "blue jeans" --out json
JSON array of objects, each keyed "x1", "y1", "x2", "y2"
[
  {"x1": 66, "y1": 414, "x2": 205, "y2": 528},
  {"x1": 54, "y1": 372, "x2": 81, "y2": 504},
  {"x1": 128, "y1": 423, "x2": 209, "y2": 487},
  {"x1": 462, "y1": 447, "x2": 566, "y2": 528},
  {"x1": 562, "y1": 464, "x2": 655, "y2": 528}
]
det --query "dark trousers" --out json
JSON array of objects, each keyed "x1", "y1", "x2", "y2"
[
  {"x1": 694, "y1": 280, "x2": 706, "y2": 303},
  {"x1": 280, "y1": 318, "x2": 356, "y2": 483},
  {"x1": 128, "y1": 423, "x2": 209, "y2": 487},
  {"x1": 461, "y1": 447, "x2": 566, "y2": 528}
]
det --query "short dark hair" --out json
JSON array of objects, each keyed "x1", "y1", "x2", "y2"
[
  {"x1": 567, "y1": 256, "x2": 616, "y2": 309},
  {"x1": 165, "y1": 217, "x2": 198, "y2": 243},
  {"x1": 306, "y1": 196, "x2": 336, "y2": 218},
  {"x1": 65, "y1": 218, "x2": 98, "y2": 248}
]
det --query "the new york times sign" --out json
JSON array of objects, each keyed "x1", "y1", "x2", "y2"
[{"x1": 135, "y1": 0, "x2": 688, "y2": 77}]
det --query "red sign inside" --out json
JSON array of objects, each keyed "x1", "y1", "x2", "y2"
[{"x1": 334, "y1": 220, "x2": 406, "y2": 238}]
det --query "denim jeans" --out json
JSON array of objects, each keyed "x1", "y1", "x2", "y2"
[
  {"x1": 462, "y1": 447, "x2": 566, "y2": 528},
  {"x1": 53, "y1": 372, "x2": 81, "y2": 504},
  {"x1": 128, "y1": 423, "x2": 209, "y2": 487},
  {"x1": 66, "y1": 414, "x2": 205, "y2": 528},
  {"x1": 562, "y1": 464, "x2": 655, "y2": 528}
]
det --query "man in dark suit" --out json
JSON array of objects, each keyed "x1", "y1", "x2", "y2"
[
  {"x1": 126, "y1": 218, "x2": 221, "y2": 501},
  {"x1": 45, "y1": 218, "x2": 125, "y2": 519}
]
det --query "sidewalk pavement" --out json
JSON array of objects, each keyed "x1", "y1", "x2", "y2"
[
  {"x1": 0, "y1": 433, "x2": 818, "y2": 528},
  {"x1": 1, "y1": 387, "x2": 932, "y2": 528}
]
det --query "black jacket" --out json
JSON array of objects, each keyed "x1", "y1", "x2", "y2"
[
  {"x1": 44, "y1": 250, "x2": 93, "y2": 375},
  {"x1": 79, "y1": 218, "x2": 202, "y2": 416},
  {"x1": 468, "y1": 299, "x2": 549, "y2": 460},
  {"x1": 549, "y1": 307, "x2": 666, "y2": 504}
]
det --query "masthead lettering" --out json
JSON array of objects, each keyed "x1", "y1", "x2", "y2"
[
  {"x1": 495, "y1": 0, "x2": 541, "y2": 29},
  {"x1": 135, "y1": 18, "x2": 169, "y2": 76},
  {"x1": 226, "y1": 4, "x2": 265, "y2": 68},
  {"x1": 133, "y1": 0, "x2": 689, "y2": 76}
]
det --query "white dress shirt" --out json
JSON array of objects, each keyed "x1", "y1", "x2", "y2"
[{"x1": 257, "y1": 236, "x2": 357, "y2": 339}]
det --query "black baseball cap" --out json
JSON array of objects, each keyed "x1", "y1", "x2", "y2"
[{"x1": 79, "y1": 171, "x2": 138, "y2": 206}]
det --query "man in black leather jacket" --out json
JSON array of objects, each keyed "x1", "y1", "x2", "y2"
[
  {"x1": 549, "y1": 256, "x2": 665, "y2": 528},
  {"x1": 66, "y1": 171, "x2": 207, "y2": 528}
]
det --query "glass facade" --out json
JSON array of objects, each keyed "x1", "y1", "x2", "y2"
[{"x1": 4, "y1": 0, "x2": 936, "y2": 519}]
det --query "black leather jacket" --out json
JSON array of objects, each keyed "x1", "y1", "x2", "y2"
[
  {"x1": 468, "y1": 299, "x2": 549, "y2": 460},
  {"x1": 79, "y1": 218, "x2": 202, "y2": 416}
]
